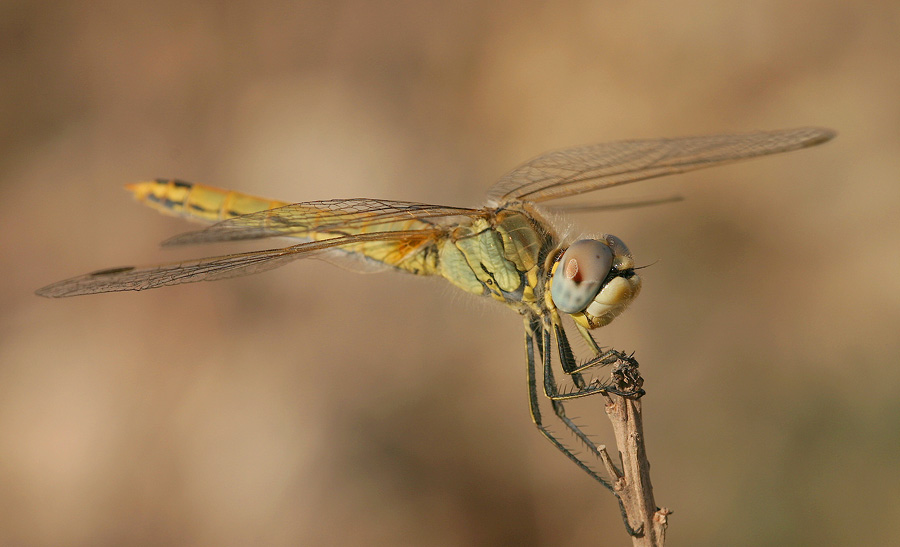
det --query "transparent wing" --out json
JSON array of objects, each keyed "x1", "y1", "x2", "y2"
[
  {"x1": 35, "y1": 230, "x2": 437, "y2": 297},
  {"x1": 546, "y1": 194, "x2": 685, "y2": 214},
  {"x1": 162, "y1": 198, "x2": 480, "y2": 246},
  {"x1": 486, "y1": 127, "x2": 835, "y2": 205}
]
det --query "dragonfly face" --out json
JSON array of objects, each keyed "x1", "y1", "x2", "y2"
[
  {"x1": 549, "y1": 235, "x2": 641, "y2": 330},
  {"x1": 36, "y1": 127, "x2": 835, "y2": 497}
]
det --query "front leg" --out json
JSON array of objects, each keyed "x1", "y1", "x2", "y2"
[{"x1": 550, "y1": 318, "x2": 644, "y2": 400}]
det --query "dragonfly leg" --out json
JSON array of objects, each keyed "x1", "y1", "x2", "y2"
[
  {"x1": 553, "y1": 322, "x2": 588, "y2": 390},
  {"x1": 525, "y1": 317, "x2": 645, "y2": 537},
  {"x1": 556, "y1": 323, "x2": 645, "y2": 398},
  {"x1": 524, "y1": 316, "x2": 614, "y2": 492},
  {"x1": 550, "y1": 323, "x2": 643, "y2": 400},
  {"x1": 542, "y1": 321, "x2": 613, "y2": 456}
]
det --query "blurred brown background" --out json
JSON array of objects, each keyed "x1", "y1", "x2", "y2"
[{"x1": 3, "y1": 1, "x2": 899, "y2": 546}]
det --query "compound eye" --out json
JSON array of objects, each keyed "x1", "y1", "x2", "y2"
[{"x1": 550, "y1": 240, "x2": 614, "y2": 313}]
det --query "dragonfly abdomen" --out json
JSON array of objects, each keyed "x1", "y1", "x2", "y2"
[
  {"x1": 126, "y1": 179, "x2": 287, "y2": 224},
  {"x1": 128, "y1": 179, "x2": 448, "y2": 277}
]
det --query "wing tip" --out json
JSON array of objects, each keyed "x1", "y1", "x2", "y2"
[
  {"x1": 34, "y1": 282, "x2": 80, "y2": 298},
  {"x1": 34, "y1": 286, "x2": 56, "y2": 298},
  {"x1": 795, "y1": 126, "x2": 837, "y2": 147}
]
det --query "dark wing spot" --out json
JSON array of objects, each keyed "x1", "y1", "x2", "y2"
[{"x1": 90, "y1": 266, "x2": 136, "y2": 276}]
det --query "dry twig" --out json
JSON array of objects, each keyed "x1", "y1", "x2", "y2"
[{"x1": 600, "y1": 357, "x2": 672, "y2": 546}]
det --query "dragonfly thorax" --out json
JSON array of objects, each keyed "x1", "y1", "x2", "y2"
[{"x1": 548, "y1": 236, "x2": 642, "y2": 330}]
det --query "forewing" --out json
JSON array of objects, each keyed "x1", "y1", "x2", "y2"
[
  {"x1": 35, "y1": 230, "x2": 436, "y2": 297},
  {"x1": 486, "y1": 127, "x2": 835, "y2": 205},
  {"x1": 546, "y1": 194, "x2": 685, "y2": 214},
  {"x1": 163, "y1": 198, "x2": 479, "y2": 246}
]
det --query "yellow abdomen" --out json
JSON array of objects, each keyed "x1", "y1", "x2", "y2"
[
  {"x1": 126, "y1": 179, "x2": 287, "y2": 224},
  {"x1": 127, "y1": 179, "x2": 441, "y2": 276}
]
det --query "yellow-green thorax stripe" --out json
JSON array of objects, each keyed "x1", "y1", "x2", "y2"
[{"x1": 438, "y1": 210, "x2": 546, "y2": 306}]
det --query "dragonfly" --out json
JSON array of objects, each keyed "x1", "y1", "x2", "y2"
[{"x1": 36, "y1": 127, "x2": 835, "y2": 493}]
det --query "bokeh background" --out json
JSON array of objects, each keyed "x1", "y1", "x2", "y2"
[{"x1": 3, "y1": 2, "x2": 899, "y2": 546}]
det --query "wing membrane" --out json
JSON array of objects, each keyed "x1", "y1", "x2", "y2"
[
  {"x1": 163, "y1": 198, "x2": 479, "y2": 246},
  {"x1": 486, "y1": 127, "x2": 835, "y2": 205},
  {"x1": 547, "y1": 195, "x2": 685, "y2": 213},
  {"x1": 35, "y1": 230, "x2": 436, "y2": 297}
]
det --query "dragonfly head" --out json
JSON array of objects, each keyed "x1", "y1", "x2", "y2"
[{"x1": 548, "y1": 236, "x2": 642, "y2": 329}]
